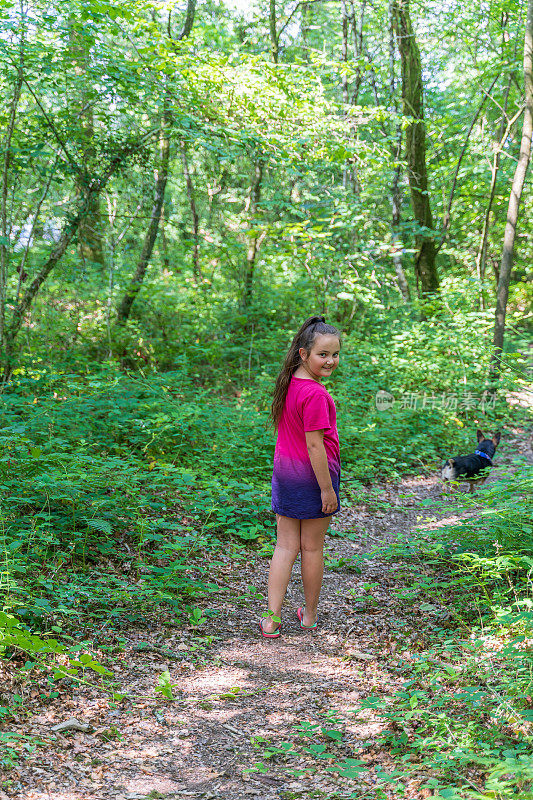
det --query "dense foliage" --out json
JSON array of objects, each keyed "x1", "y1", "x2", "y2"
[{"x1": 1, "y1": 0, "x2": 532, "y2": 372}]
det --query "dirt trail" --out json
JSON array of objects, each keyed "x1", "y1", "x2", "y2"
[{"x1": 7, "y1": 426, "x2": 533, "y2": 800}]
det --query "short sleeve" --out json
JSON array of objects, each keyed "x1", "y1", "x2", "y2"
[{"x1": 301, "y1": 389, "x2": 331, "y2": 432}]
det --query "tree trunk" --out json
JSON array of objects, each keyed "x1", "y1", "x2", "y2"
[
  {"x1": 0, "y1": 19, "x2": 24, "y2": 351},
  {"x1": 269, "y1": 0, "x2": 279, "y2": 63},
  {"x1": 76, "y1": 116, "x2": 105, "y2": 269},
  {"x1": 349, "y1": 0, "x2": 365, "y2": 105},
  {"x1": 69, "y1": 17, "x2": 105, "y2": 270},
  {"x1": 168, "y1": 0, "x2": 197, "y2": 40},
  {"x1": 341, "y1": 2, "x2": 349, "y2": 107},
  {"x1": 490, "y1": 0, "x2": 533, "y2": 378},
  {"x1": 475, "y1": 18, "x2": 520, "y2": 299},
  {"x1": 116, "y1": 107, "x2": 170, "y2": 324},
  {"x1": 180, "y1": 140, "x2": 201, "y2": 281},
  {"x1": 476, "y1": 97, "x2": 522, "y2": 305},
  {"x1": 442, "y1": 74, "x2": 499, "y2": 233},
  {"x1": 341, "y1": 2, "x2": 349, "y2": 108},
  {"x1": 341, "y1": 1, "x2": 349, "y2": 189},
  {"x1": 15, "y1": 154, "x2": 59, "y2": 304},
  {"x1": 301, "y1": 1, "x2": 310, "y2": 61},
  {"x1": 392, "y1": 0, "x2": 439, "y2": 296},
  {"x1": 345, "y1": 0, "x2": 366, "y2": 194},
  {"x1": 388, "y1": 0, "x2": 410, "y2": 302},
  {"x1": 158, "y1": 206, "x2": 170, "y2": 271},
  {"x1": 242, "y1": 158, "x2": 264, "y2": 310},
  {"x1": 390, "y1": 130, "x2": 411, "y2": 303},
  {"x1": 178, "y1": 0, "x2": 196, "y2": 40},
  {"x1": 115, "y1": 2, "x2": 197, "y2": 320}
]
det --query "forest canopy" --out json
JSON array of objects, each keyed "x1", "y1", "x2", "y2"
[{"x1": 0, "y1": 0, "x2": 531, "y2": 381}]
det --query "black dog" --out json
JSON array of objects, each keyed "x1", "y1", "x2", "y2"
[{"x1": 441, "y1": 429, "x2": 501, "y2": 492}]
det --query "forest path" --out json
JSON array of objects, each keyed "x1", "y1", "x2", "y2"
[{"x1": 15, "y1": 425, "x2": 533, "y2": 800}]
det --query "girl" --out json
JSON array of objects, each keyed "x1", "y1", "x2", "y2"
[{"x1": 260, "y1": 316, "x2": 341, "y2": 638}]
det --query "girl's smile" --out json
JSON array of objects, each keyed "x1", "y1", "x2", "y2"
[{"x1": 296, "y1": 334, "x2": 340, "y2": 382}]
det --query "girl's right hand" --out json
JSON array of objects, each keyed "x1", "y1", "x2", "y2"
[{"x1": 321, "y1": 487, "x2": 338, "y2": 514}]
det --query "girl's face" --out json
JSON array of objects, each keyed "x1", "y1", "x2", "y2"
[{"x1": 299, "y1": 334, "x2": 340, "y2": 381}]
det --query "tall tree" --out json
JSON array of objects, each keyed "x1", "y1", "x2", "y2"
[
  {"x1": 490, "y1": 0, "x2": 533, "y2": 377},
  {"x1": 392, "y1": 0, "x2": 439, "y2": 296},
  {"x1": 242, "y1": 156, "x2": 264, "y2": 310},
  {"x1": 301, "y1": 0, "x2": 310, "y2": 60},
  {"x1": 0, "y1": 6, "x2": 25, "y2": 352},
  {"x1": 180, "y1": 140, "x2": 201, "y2": 282},
  {"x1": 116, "y1": 103, "x2": 171, "y2": 324},
  {"x1": 341, "y1": 1, "x2": 349, "y2": 190},
  {"x1": 388, "y1": 0, "x2": 410, "y2": 302},
  {"x1": 475, "y1": 95, "x2": 521, "y2": 302},
  {"x1": 116, "y1": 0, "x2": 197, "y2": 323},
  {"x1": 69, "y1": 15, "x2": 105, "y2": 269},
  {"x1": 476, "y1": 14, "x2": 523, "y2": 306},
  {"x1": 269, "y1": 0, "x2": 279, "y2": 63}
]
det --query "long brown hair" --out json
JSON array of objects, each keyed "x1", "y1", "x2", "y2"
[{"x1": 270, "y1": 316, "x2": 341, "y2": 428}]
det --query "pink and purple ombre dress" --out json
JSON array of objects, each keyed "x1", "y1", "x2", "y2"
[{"x1": 271, "y1": 377, "x2": 341, "y2": 519}]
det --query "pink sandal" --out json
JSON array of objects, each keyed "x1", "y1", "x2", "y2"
[
  {"x1": 297, "y1": 607, "x2": 318, "y2": 630},
  {"x1": 259, "y1": 619, "x2": 281, "y2": 638}
]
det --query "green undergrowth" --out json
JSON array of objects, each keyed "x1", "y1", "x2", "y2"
[
  {"x1": 0, "y1": 328, "x2": 529, "y2": 774},
  {"x1": 0, "y1": 359, "x2": 522, "y2": 638},
  {"x1": 312, "y1": 461, "x2": 532, "y2": 799},
  {"x1": 0, "y1": 350, "x2": 515, "y2": 623}
]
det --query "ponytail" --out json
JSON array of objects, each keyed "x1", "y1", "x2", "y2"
[{"x1": 270, "y1": 316, "x2": 341, "y2": 428}]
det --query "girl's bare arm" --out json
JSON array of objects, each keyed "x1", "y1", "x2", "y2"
[{"x1": 305, "y1": 429, "x2": 338, "y2": 514}]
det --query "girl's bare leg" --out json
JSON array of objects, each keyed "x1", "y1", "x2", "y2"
[
  {"x1": 263, "y1": 515, "x2": 301, "y2": 633},
  {"x1": 300, "y1": 516, "x2": 330, "y2": 627}
]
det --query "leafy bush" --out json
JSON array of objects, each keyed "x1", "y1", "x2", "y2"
[{"x1": 347, "y1": 462, "x2": 533, "y2": 799}]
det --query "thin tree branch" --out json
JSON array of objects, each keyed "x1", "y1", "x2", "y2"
[
  {"x1": 180, "y1": 140, "x2": 201, "y2": 281},
  {"x1": 1, "y1": 5, "x2": 25, "y2": 347},
  {"x1": 278, "y1": 1, "x2": 302, "y2": 37},
  {"x1": 441, "y1": 74, "x2": 500, "y2": 234},
  {"x1": 15, "y1": 153, "x2": 60, "y2": 303},
  {"x1": 475, "y1": 103, "x2": 525, "y2": 288},
  {"x1": 20, "y1": 77, "x2": 82, "y2": 176},
  {"x1": 116, "y1": 106, "x2": 171, "y2": 324}
]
